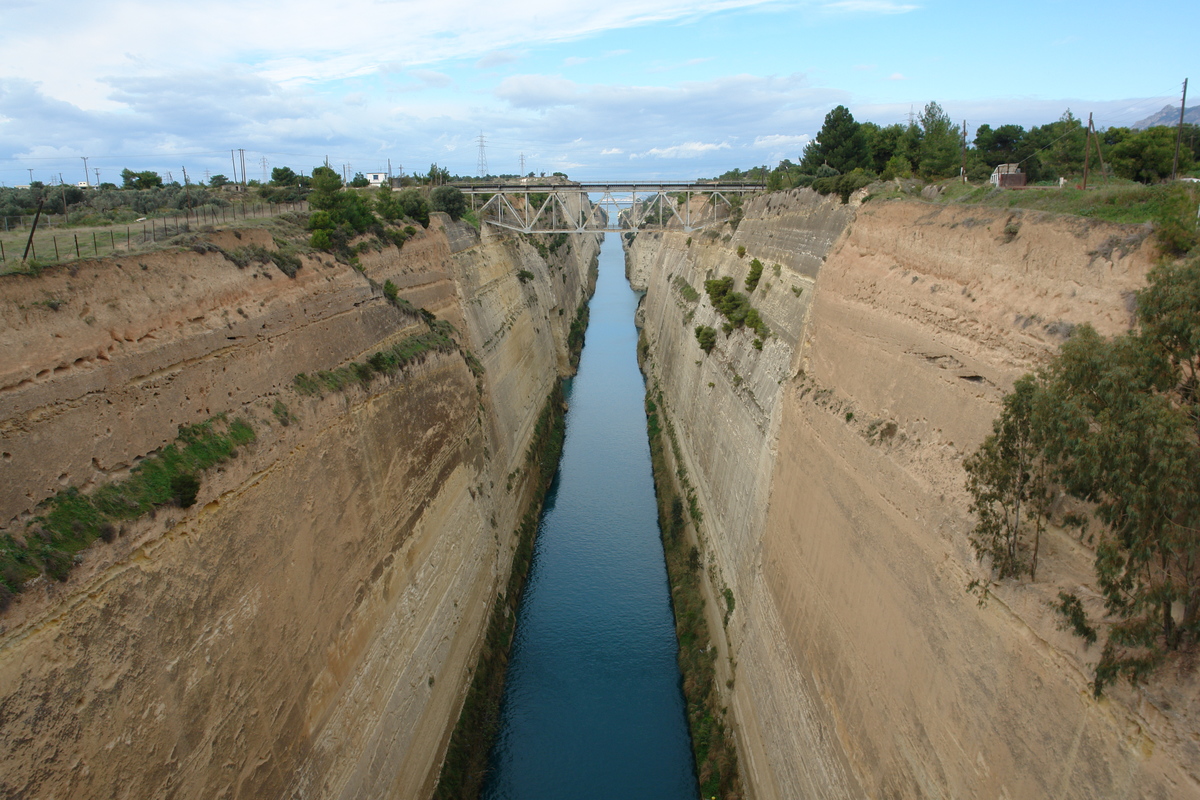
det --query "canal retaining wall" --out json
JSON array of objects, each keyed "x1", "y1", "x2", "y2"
[
  {"x1": 629, "y1": 191, "x2": 1199, "y2": 799},
  {"x1": 0, "y1": 215, "x2": 598, "y2": 798}
]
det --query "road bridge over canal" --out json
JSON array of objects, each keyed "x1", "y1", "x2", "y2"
[{"x1": 450, "y1": 181, "x2": 763, "y2": 234}]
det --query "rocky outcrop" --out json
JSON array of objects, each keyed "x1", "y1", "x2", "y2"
[
  {"x1": 631, "y1": 191, "x2": 1199, "y2": 799},
  {"x1": 0, "y1": 216, "x2": 597, "y2": 798}
]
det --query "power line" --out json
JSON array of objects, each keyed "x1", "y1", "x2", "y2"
[{"x1": 476, "y1": 131, "x2": 488, "y2": 177}]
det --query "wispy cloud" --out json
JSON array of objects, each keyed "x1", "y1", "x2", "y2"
[
  {"x1": 601, "y1": 147, "x2": 625, "y2": 155},
  {"x1": 823, "y1": 1, "x2": 919, "y2": 13},
  {"x1": 753, "y1": 134, "x2": 810, "y2": 149},
  {"x1": 632, "y1": 141, "x2": 731, "y2": 159},
  {"x1": 887, "y1": 72, "x2": 907, "y2": 80},
  {"x1": 411, "y1": 69, "x2": 454, "y2": 88},
  {"x1": 476, "y1": 50, "x2": 522, "y2": 69}
]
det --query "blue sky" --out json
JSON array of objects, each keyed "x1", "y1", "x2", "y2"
[{"x1": 0, "y1": 0, "x2": 1195, "y2": 184}]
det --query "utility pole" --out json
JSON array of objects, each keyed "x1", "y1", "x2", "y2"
[
  {"x1": 231, "y1": 150, "x2": 238, "y2": 185},
  {"x1": 27, "y1": 168, "x2": 33, "y2": 184},
  {"x1": 519, "y1": 152, "x2": 526, "y2": 175},
  {"x1": 182, "y1": 166, "x2": 193, "y2": 210},
  {"x1": 81, "y1": 156, "x2": 90, "y2": 187},
  {"x1": 260, "y1": 156, "x2": 269, "y2": 183},
  {"x1": 1083, "y1": 113, "x2": 1094, "y2": 189},
  {"x1": 59, "y1": 174, "x2": 67, "y2": 223},
  {"x1": 1172, "y1": 78, "x2": 1188, "y2": 180},
  {"x1": 239, "y1": 149, "x2": 247, "y2": 189},
  {"x1": 93, "y1": 167, "x2": 100, "y2": 186},
  {"x1": 387, "y1": 158, "x2": 392, "y2": 182},
  {"x1": 961, "y1": 120, "x2": 968, "y2": 183}
]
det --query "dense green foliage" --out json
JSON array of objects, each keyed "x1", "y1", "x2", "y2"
[
  {"x1": 0, "y1": 416, "x2": 254, "y2": 609},
  {"x1": 801, "y1": 105, "x2": 869, "y2": 175},
  {"x1": 721, "y1": 106, "x2": 1199, "y2": 203},
  {"x1": 965, "y1": 253, "x2": 1200, "y2": 696},
  {"x1": 704, "y1": 276, "x2": 769, "y2": 338},
  {"x1": 744, "y1": 259, "x2": 764, "y2": 292},
  {"x1": 695, "y1": 325, "x2": 717, "y2": 354},
  {"x1": 430, "y1": 186, "x2": 468, "y2": 220}
]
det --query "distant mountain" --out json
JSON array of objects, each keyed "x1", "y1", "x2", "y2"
[{"x1": 1132, "y1": 105, "x2": 1200, "y2": 129}]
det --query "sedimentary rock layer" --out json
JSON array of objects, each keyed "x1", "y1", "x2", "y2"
[
  {"x1": 0, "y1": 217, "x2": 598, "y2": 798},
  {"x1": 631, "y1": 191, "x2": 1198, "y2": 799}
]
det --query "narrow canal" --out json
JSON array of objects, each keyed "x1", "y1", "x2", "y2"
[{"x1": 481, "y1": 234, "x2": 697, "y2": 799}]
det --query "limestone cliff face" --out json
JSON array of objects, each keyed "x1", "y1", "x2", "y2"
[
  {"x1": 631, "y1": 191, "x2": 1199, "y2": 799},
  {"x1": 0, "y1": 217, "x2": 598, "y2": 798}
]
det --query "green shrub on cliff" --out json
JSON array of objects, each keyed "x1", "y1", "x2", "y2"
[
  {"x1": 704, "y1": 276, "x2": 769, "y2": 338},
  {"x1": 0, "y1": 415, "x2": 255, "y2": 608},
  {"x1": 965, "y1": 256, "x2": 1200, "y2": 697},
  {"x1": 695, "y1": 325, "x2": 717, "y2": 354},
  {"x1": 745, "y1": 259, "x2": 764, "y2": 292}
]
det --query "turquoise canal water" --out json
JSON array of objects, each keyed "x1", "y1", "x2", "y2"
[{"x1": 481, "y1": 235, "x2": 697, "y2": 799}]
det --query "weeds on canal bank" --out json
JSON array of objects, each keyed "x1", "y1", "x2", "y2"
[{"x1": 645, "y1": 388, "x2": 742, "y2": 800}]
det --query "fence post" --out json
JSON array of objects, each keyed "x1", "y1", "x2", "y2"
[
  {"x1": 93, "y1": 231, "x2": 98, "y2": 255},
  {"x1": 1, "y1": 240, "x2": 5, "y2": 262},
  {"x1": 54, "y1": 236, "x2": 60, "y2": 261},
  {"x1": 110, "y1": 230, "x2": 115, "y2": 251},
  {"x1": 74, "y1": 233, "x2": 80, "y2": 258}
]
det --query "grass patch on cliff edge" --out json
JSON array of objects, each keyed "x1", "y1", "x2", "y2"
[
  {"x1": 0, "y1": 415, "x2": 254, "y2": 610},
  {"x1": 645, "y1": 387, "x2": 741, "y2": 800}
]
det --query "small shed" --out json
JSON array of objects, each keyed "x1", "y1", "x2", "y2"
[
  {"x1": 365, "y1": 172, "x2": 388, "y2": 186},
  {"x1": 990, "y1": 164, "x2": 1026, "y2": 188}
]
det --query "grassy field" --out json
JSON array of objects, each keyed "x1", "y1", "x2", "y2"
[
  {"x1": 0, "y1": 200, "x2": 308, "y2": 275},
  {"x1": 877, "y1": 177, "x2": 1200, "y2": 228}
]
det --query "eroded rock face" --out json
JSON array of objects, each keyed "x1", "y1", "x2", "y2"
[
  {"x1": 0, "y1": 217, "x2": 599, "y2": 799},
  {"x1": 632, "y1": 191, "x2": 1198, "y2": 799}
]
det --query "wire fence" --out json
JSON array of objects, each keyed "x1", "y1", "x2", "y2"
[{"x1": 0, "y1": 200, "x2": 308, "y2": 269}]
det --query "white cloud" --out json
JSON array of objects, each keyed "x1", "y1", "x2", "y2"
[
  {"x1": 601, "y1": 147, "x2": 624, "y2": 155},
  {"x1": 753, "y1": 134, "x2": 810, "y2": 149},
  {"x1": 0, "y1": 0, "x2": 792, "y2": 112},
  {"x1": 887, "y1": 72, "x2": 907, "y2": 80},
  {"x1": 632, "y1": 141, "x2": 731, "y2": 159},
  {"x1": 495, "y1": 75, "x2": 579, "y2": 108},
  {"x1": 822, "y1": 1, "x2": 919, "y2": 12},
  {"x1": 476, "y1": 51, "x2": 523, "y2": 69},
  {"x1": 411, "y1": 70, "x2": 454, "y2": 88},
  {"x1": 564, "y1": 56, "x2": 591, "y2": 66}
]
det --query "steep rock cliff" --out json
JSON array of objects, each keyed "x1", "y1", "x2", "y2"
[
  {"x1": 0, "y1": 216, "x2": 598, "y2": 798},
  {"x1": 631, "y1": 191, "x2": 1198, "y2": 799}
]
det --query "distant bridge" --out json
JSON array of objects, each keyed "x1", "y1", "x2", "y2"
[{"x1": 450, "y1": 181, "x2": 764, "y2": 234}]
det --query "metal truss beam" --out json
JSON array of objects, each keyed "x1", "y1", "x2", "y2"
[{"x1": 463, "y1": 182, "x2": 759, "y2": 234}]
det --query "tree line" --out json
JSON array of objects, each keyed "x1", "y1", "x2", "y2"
[
  {"x1": 718, "y1": 102, "x2": 1200, "y2": 199},
  {"x1": 0, "y1": 162, "x2": 481, "y2": 225}
]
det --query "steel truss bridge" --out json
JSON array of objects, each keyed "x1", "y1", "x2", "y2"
[{"x1": 451, "y1": 181, "x2": 764, "y2": 234}]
